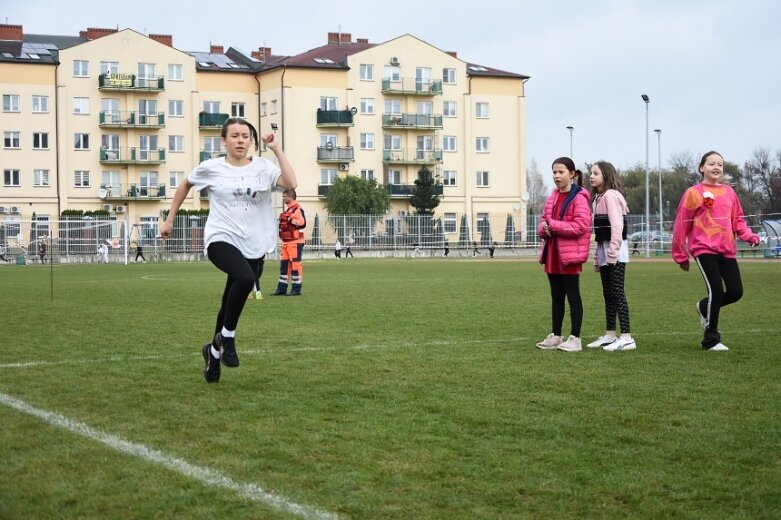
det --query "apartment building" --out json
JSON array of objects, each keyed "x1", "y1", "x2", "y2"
[{"x1": 0, "y1": 24, "x2": 530, "y2": 241}]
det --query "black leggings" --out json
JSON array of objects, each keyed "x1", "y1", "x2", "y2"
[
  {"x1": 207, "y1": 242, "x2": 264, "y2": 334},
  {"x1": 547, "y1": 273, "x2": 583, "y2": 337},
  {"x1": 694, "y1": 254, "x2": 743, "y2": 348},
  {"x1": 599, "y1": 262, "x2": 631, "y2": 333}
]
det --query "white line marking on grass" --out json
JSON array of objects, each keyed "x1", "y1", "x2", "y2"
[{"x1": 0, "y1": 392, "x2": 338, "y2": 520}]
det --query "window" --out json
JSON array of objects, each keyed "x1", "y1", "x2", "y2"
[
  {"x1": 203, "y1": 101, "x2": 220, "y2": 113},
  {"x1": 100, "y1": 61, "x2": 119, "y2": 75},
  {"x1": 443, "y1": 212, "x2": 457, "y2": 233},
  {"x1": 231, "y1": 102, "x2": 246, "y2": 118},
  {"x1": 140, "y1": 171, "x2": 158, "y2": 194},
  {"x1": 416, "y1": 101, "x2": 433, "y2": 115},
  {"x1": 359, "y1": 64, "x2": 374, "y2": 81},
  {"x1": 387, "y1": 170, "x2": 401, "y2": 185},
  {"x1": 320, "y1": 169, "x2": 337, "y2": 185},
  {"x1": 168, "y1": 64, "x2": 183, "y2": 81},
  {"x1": 271, "y1": 100, "x2": 278, "y2": 114},
  {"x1": 319, "y1": 97, "x2": 337, "y2": 111},
  {"x1": 102, "y1": 98, "x2": 120, "y2": 122},
  {"x1": 261, "y1": 102, "x2": 267, "y2": 116},
  {"x1": 34, "y1": 169, "x2": 50, "y2": 186},
  {"x1": 139, "y1": 135, "x2": 158, "y2": 161},
  {"x1": 360, "y1": 98, "x2": 374, "y2": 114},
  {"x1": 360, "y1": 169, "x2": 374, "y2": 181},
  {"x1": 384, "y1": 65, "x2": 401, "y2": 82},
  {"x1": 74, "y1": 170, "x2": 90, "y2": 187},
  {"x1": 33, "y1": 215, "x2": 50, "y2": 238},
  {"x1": 169, "y1": 135, "x2": 184, "y2": 152},
  {"x1": 384, "y1": 134, "x2": 402, "y2": 151},
  {"x1": 203, "y1": 137, "x2": 221, "y2": 154},
  {"x1": 32, "y1": 95, "x2": 49, "y2": 113},
  {"x1": 442, "y1": 170, "x2": 457, "y2": 187},
  {"x1": 3, "y1": 94, "x2": 20, "y2": 112},
  {"x1": 443, "y1": 68, "x2": 457, "y2": 84},
  {"x1": 101, "y1": 170, "x2": 120, "y2": 190},
  {"x1": 476, "y1": 102, "x2": 490, "y2": 118},
  {"x1": 73, "y1": 97, "x2": 89, "y2": 114},
  {"x1": 74, "y1": 133, "x2": 90, "y2": 149},
  {"x1": 477, "y1": 213, "x2": 490, "y2": 234},
  {"x1": 168, "y1": 100, "x2": 184, "y2": 117},
  {"x1": 138, "y1": 63, "x2": 156, "y2": 81},
  {"x1": 169, "y1": 171, "x2": 183, "y2": 188},
  {"x1": 138, "y1": 99, "x2": 157, "y2": 124},
  {"x1": 443, "y1": 101, "x2": 457, "y2": 117},
  {"x1": 384, "y1": 99, "x2": 401, "y2": 115},
  {"x1": 476, "y1": 137, "x2": 490, "y2": 153},
  {"x1": 33, "y1": 133, "x2": 49, "y2": 149},
  {"x1": 3, "y1": 132, "x2": 20, "y2": 149},
  {"x1": 101, "y1": 134, "x2": 120, "y2": 157},
  {"x1": 476, "y1": 170, "x2": 490, "y2": 187},
  {"x1": 3, "y1": 169, "x2": 20, "y2": 186},
  {"x1": 73, "y1": 60, "x2": 89, "y2": 77},
  {"x1": 360, "y1": 133, "x2": 375, "y2": 150},
  {"x1": 443, "y1": 136, "x2": 457, "y2": 152}
]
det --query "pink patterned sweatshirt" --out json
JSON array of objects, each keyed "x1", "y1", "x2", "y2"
[{"x1": 671, "y1": 182, "x2": 759, "y2": 264}]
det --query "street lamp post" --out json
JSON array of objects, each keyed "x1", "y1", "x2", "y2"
[
  {"x1": 655, "y1": 128, "x2": 662, "y2": 248},
  {"x1": 566, "y1": 126, "x2": 574, "y2": 158},
  {"x1": 641, "y1": 94, "x2": 650, "y2": 258}
]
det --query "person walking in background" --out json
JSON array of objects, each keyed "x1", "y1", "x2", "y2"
[
  {"x1": 535, "y1": 157, "x2": 592, "y2": 352},
  {"x1": 160, "y1": 117, "x2": 297, "y2": 383},
  {"x1": 488, "y1": 242, "x2": 497, "y2": 258},
  {"x1": 38, "y1": 241, "x2": 47, "y2": 264},
  {"x1": 134, "y1": 241, "x2": 147, "y2": 263},
  {"x1": 443, "y1": 239, "x2": 450, "y2": 258},
  {"x1": 672, "y1": 150, "x2": 760, "y2": 352},
  {"x1": 586, "y1": 161, "x2": 636, "y2": 351},
  {"x1": 97, "y1": 243, "x2": 109, "y2": 263},
  {"x1": 271, "y1": 189, "x2": 306, "y2": 296},
  {"x1": 472, "y1": 241, "x2": 482, "y2": 257},
  {"x1": 334, "y1": 239, "x2": 342, "y2": 259},
  {"x1": 344, "y1": 237, "x2": 354, "y2": 258},
  {"x1": 0, "y1": 244, "x2": 9, "y2": 262}
]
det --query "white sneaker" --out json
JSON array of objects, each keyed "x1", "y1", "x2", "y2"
[
  {"x1": 696, "y1": 302, "x2": 707, "y2": 331},
  {"x1": 707, "y1": 342, "x2": 729, "y2": 352},
  {"x1": 536, "y1": 333, "x2": 561, "y2": 350},
  {"x1": 556, "y1": 335, "x2": 582, "y2": 352},
  {"x1": 604, "y1": 337, "x2": 636, "y2": 351},
  {"x1": 255, "y1": 291, "x2": 263, "y2": 300},
  {"x1": 586, "y1": 335, "x2": 616, "y2": 348}
]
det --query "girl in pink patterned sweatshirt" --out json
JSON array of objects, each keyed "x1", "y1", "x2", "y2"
[
  {"x1": 586, "y1": 161, "x2": 635, "y2": 352},
  {"x1": 671, "y1": 150, "x2": 760, "y2": 352}
]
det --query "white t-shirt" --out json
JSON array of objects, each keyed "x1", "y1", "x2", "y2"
[{"x1": 188, "y1": 156, "x2": 282, "y2": 258}]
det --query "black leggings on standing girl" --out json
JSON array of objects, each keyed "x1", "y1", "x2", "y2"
[
  {"x1": 547, "y1": 274, "x2": 583, "y2": 337},
  {"x1": 694, "y1": 254, "x2": 743, "y2": 349},
  {"x1": 207, "y1": 242, "x2": 264, "y2": 334},
  {"x1": 599, "y1": 262, "x2": 631, "y2": 333}
]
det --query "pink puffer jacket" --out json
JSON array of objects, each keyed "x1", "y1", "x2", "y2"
[{"x1": 537, "y1": 186, "x2": 592, "y2": 267}]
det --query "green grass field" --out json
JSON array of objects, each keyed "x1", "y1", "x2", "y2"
[{"x1": 1, "y1": 258, "x2": 780, "y2": 519}]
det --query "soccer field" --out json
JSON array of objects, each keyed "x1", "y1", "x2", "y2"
[{"x1": 1, "y1": 258, "x2": 780, "y2": 519}]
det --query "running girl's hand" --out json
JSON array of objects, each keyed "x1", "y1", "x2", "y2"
[
  {"x1": 748, "y1": 236, "x2": 760, "y2": 247},
  {"x1": 679, "y1": 260, "x2": 690, "y2": 272},
  {"x1": 261, "y1": 132, "x2": 279, "y2": 152}
]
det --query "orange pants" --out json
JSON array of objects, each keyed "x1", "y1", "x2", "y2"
[{"x1": 276, "y1": 241, "x2": 304, "y2": 294}]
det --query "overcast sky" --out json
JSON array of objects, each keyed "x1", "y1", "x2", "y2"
[{"x1": 5, "y1": 0, "x2": 781, "y2": 175}]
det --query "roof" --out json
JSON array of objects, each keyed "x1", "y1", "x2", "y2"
[
  {"x1": 275, "y1": 40, "x2": 376, "y2": 70},
  {"x1": 0, "y1": 40, "x2": 60, "y2": 65},
  {"x1": 465, "y1": 63, "x2": 530, "y2": 80}
]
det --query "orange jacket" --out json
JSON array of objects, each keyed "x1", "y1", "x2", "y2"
[{"x1": 279, "y1": 201, "x2": 306, "y2": 242}]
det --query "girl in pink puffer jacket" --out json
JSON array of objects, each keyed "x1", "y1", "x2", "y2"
[{"x1": 536, "y1": 157, "x2": 592, "y2": 352}]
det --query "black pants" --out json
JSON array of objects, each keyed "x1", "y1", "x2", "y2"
[
  {"x1": 547, "y1": 273, "x2": 583, "y2": 337},
  {"x1": 135, "y1": 251, "x2": 146, "y2": 261},
  {"x1": 207, "y1": 242, "x2": 264, "y2": 335},
  {"x1": 694, "y1": 254, "x2": 743, "y2": 349},
  {"x1": 599, "y1": 262, "x2": 631, "y2": 333}
]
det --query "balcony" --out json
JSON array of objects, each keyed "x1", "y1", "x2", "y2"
[
  {"x1": 317, "y1": 184, "x2": 333, "y2": 197},
  {"x1": 99, "y1": 147, "x2": 166, "y2": 165},
  {"x1": 316, "y1": 109, "x2": 355, "y2": 127},
  {"x1": 316, "y1": 145, "x2": 354, "y2": 163},
  {"x1": 199, "y1": 112, "x2": 230, "y2": 129},
  {"x1": 382, "y1": 113, "x2": 443, "y2": 130},
  {"x1": 381, "y1": 77, "x2": 443, "y2": 96},
  {"x1": 382, "y1": 148, "x2": 443, "y2": 165},
  {"x1": 98, "y1": 73, "x2": 164, "y2": 92},
  {"x1": 199, "y1": 150, "x2": 226, "y2": 162},
  {"x1": 99, "y1": 183, "x2": 168, "y2": 200},
  {"x1": 99, "y1": 111, "x2": 165, "y2": 129},
  {"x1": 385, "y1": 184, "x2": 444, "y2": 198}
]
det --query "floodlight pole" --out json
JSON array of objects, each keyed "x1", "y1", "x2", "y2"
[
  {"x1": 642, "y1": 94, "x2": 651, "y2": 258},
  {"x1": 566, "y1": 126, "x2": 574, "y2": 158},
  {"x1": 655, "y1": 128, "x2": 663, "y2": 245}
]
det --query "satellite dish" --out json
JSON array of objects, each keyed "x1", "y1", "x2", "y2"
[
  {"x1": 99, "y1": 188, "x2": 108, "y2": 199},
  {"x1": 350, "y1": 107, "x2": 358, "y2": 115},
  {"x1": 521, "y1": 192, "x2": 530, "y2": 202}
]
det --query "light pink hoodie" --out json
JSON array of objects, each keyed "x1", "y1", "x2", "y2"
[{"x1": 592, "y1": 189, "x2": 629, "y2": 265}]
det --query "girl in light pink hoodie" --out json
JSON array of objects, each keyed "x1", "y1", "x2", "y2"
[
  {"x1": 672, "y1": 150, "x2": 760, "y2": 352},
  {"x1": 587, "y1": 161, "x2": 635, "y2": 352}
]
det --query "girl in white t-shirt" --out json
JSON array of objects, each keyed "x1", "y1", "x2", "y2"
[{"x1": 160, "y1": 118, "x2": 297, "y2": 383}]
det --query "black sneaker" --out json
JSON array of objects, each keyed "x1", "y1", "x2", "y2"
[
  {"x1": 288, "y1": 292, "x2": 301, "y2": 296},
  {"x1": 270, "y1": 290, "x2": 287, "y2": 296},
  {"x1": 202, "y1": 343, "x2": 221, "y2": 383},
  {"x1": 215, "y1": 333, "x2": 240, "y2": 368}
]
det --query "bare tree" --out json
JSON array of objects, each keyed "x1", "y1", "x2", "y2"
[
  {"x1": 744, "y1": 147, "x2": 781, "y2": 216},
  {"x1": 526, "y1": 158, "x2": 548, "y2": 217}
]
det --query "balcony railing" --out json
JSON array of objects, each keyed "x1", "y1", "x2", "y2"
[
  {"x1": 317, "y1": 146, "x2": 355, "y2": 162},
  {"x1": 199, "y1": 112, "x2": 230, "y2": 129},
  {"x1": 318, "y1": 184, "x2": 333, "y2": 197},
  {"x1": 382, "y1": 148, "x2": 443, "y2": 165},
  {"x1": 199, "y1": 150, "x2": 226, "y2": 162},
  {"x1": 386, "y1": 184, "x2": 444, "y2": 197},
  {"x1": 381, "y1": 77, "x2": 443, "y2": 95},
  {"x1": 98, "y1": 73, "x2": 165, "y2": 92},
  {"x1": 99, "y1": 183, "x2": 168, "y2": 200},
  {"x1": 99, "y1": 111, "x2": 165, "y2": 129},
  {"x1": 316, "y1": 109, "x2": 355, "y2": 127},
  {"x1": 99, "y1": 147, "x2": 166, "y2": 165},
  {"x1": 382, "y1": 113, "x2": 443, "y2": 129}
]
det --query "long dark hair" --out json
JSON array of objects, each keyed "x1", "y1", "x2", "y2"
[
  {"x1": 552, "y1": 156, "x2": 583, "y2": 186},
  {"x1": 592, "y1": 160, "x2": 621, "y2": 196},
  {"x1": 221, "y1": 117, "x2": 259, "y2": 151}
]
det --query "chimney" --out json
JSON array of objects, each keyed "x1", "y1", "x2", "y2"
[
  {"x1": 251, "y1": 46, "x2": 272, "y2": 62},
  {"x1": 210, "y1": 45, "x2": 224, "y2": 54},
  {"x1": 446, "y1": 51, "x2": 458, "y2": 58},
  {"x1": 357, "y1": 38, "x2": 369, "y2": 44},
  {"x1": 339, "y1": 33, "x2": 352, "y2": 44},
  {"x1": 149, "y1": 34, "x2": 173, "y2": 47},
  {"x1": 327, "y1": 32, "x2": 340, "y2": 44},
  {"x1": 79, "y1": 27, "x2": 118, "y2": 40},
  {"x1": 0, "y1": 24, "x2": 23, "y2": 41}
]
